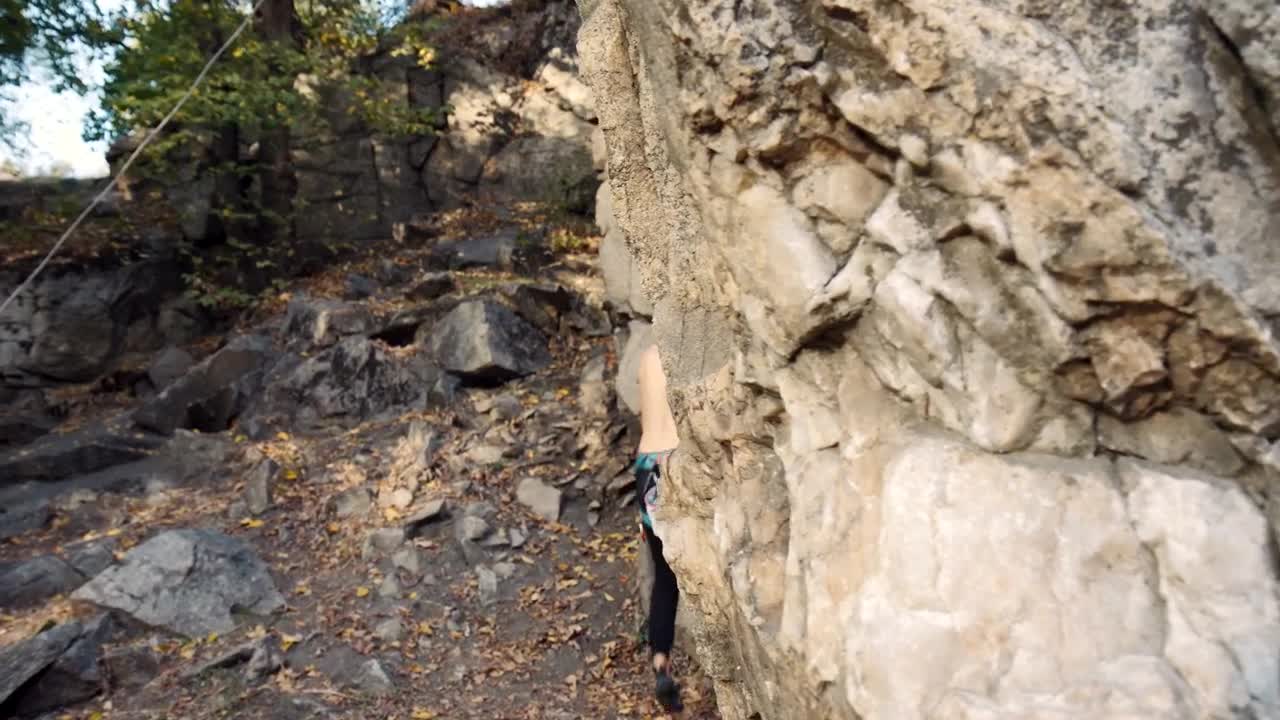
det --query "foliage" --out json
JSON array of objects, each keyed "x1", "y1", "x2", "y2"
[
  {"x1": 87, "y1": 0, "x2": 440, "y2": 158},
  {"x1": 0, "y1": 0, "x2": 118, "y2": 149},
  {"x1": 77, "y1": 0, "x2": 444, "y2": 310}
]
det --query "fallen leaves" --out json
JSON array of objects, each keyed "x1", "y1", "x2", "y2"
[
  {"x1": 355, "y1": 586, "x2": 371, "y2": 598},
  {"x1": 239, "y1": 518, "x2": 265, "y2": 529}
]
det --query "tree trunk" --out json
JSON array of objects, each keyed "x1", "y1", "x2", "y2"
[
  {"x1": 198, "y1": 0, "x2": 245, "y2": 247},
  {"x1": 256, "y1": 0, "x2": 299, "y2": 247}
]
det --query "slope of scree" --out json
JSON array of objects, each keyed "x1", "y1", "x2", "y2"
[{"x1": 0, "y1": 203, "x2": 720, "y2": 720}]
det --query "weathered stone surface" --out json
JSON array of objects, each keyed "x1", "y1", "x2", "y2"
[
  {"x1": 12, "y1": 615, "x2": 113, "y2": 715},
  {"x1": 133, "y1": 335, "x2": 271, "y2": 435},
  {"x1": 0, "y1": 415, "x2": 166, "y2": 485},
  {"x1": 0, "y1": 554, "x2": 86, "y2": 609},
  {"x1": 425, "y1": 300, "x2": 551, "y2": 382},
  {"x1": 332, "y1": 487, "x2": 373, "y2": 518},
  {"x1": 577, "y1": 0, "x2": 1280, "y2": 718},
  {"x1": 406, "y1": 272, "x2": 457, "y2": 302},
  {"x1": 283, "y1": 296, "x2": 376, "y2": 349},
  {"x1": 72, "y1": 529, "x2": 285, "y2": 637},
  {"x1": 1, "y1": 260, "x2": 185, "y2": 388},
  {"x1": 245, "y1": 459, "x2": 278, "y2": 515},
  {"x1": 515, "y1": 477, "x2": 561, "y2": 523},
  {"x1": 280, "y1": 336, "x2": 453, "y2": 421},
  {"x1": 147, "y1": 347, "x2": 195, "y2": 391},
  {"x1": 0, "y1": 621, "x2": 82, "y2": 708}
]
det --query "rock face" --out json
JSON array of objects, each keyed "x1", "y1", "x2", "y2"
[
  {"x1": 73, "y1": 529, "x2": 285, "y2": 638},
  {"x1": 576, "y1": 1, "x2": 1280, "y2": 719}
]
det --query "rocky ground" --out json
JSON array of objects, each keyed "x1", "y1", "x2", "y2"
[{"x1": 0, "y1": 204, "x2": 720, "y2": 720}]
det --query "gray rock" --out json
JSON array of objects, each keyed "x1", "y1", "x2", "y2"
[
  {"x1": 0, "y1": 415, "x2": 166, "y2": 485},
  {"x1": 147, "y1": 347, "x2": 195, "y2": 391},
  {"x1": 479, "y1": 528, "x2": 510, "y2": 548},
  {"x1": 391, "y1": 546, "x2": 425, "y2": 576},
  {"x1": 0, "y1": 389, "x2": 58, "y2": 448},
  {"x1": 101, "y1": 643, "x2": 161, "y2": 690},
  {"x1": 425, "y1": 300, "x2": 551, "y2": 383},
  {"x1": 363, "y1": 528, "x2": 406, "y2": 559},
  {"x1": 283, "y1": 295, "x2": 376, "y2": 348},
  {"x1": 374, "y1": 618, "x2": 403, "y2": 644},
  {"x1": 578, "y1": 354, "x2": 610, "y2": 417},
  {"x1": 498, "y1": 282, "x2": 577, "y2": 336},
  {"x1": 0, "y1": 621, "x2": 83, "y2": 708},
  {"x1": 0, "y1": 555, "x2": 87, "y2": 609},
  {"x1": 476, "y1": 566, "x2": 499, "y2": 607},
  {"x1": 490, "y1": 394, "x2": 523, "y2": 420},
  {"x1": 246, "y1": 636, "x2": 284, "y2": 682},
  {"x1": 509, "y1": 527, "x2": 528, "y2": 549},
  {"x1": 516, "y1": 477, "x2": 562, "y2": 522},
  {"x1": 433, "y1": 232, "x2": 517, "y2": 271},
  {"x1": 406, "y1": 272, "x2": 457, "y2": 301},
  {"x1": 281, "y1": 336, "x2": 450, "y2": 421},
  {"x1": 493, "y1": 561, "x2": 517, "y2": 580},
  {"x1": 345, "y1": 274, "x2": 378, "y2": 300},
  {"x1": 245, "y1": 459, "x2": 278, "y2": 516},
  {"x1": 0, "y1": 498, "x2": 51, "y2": 542},
  {"x1": 403, "y1": 498, "x2": 448, "y2": 537},
  {"x1": 133, "y1": 335, "x2": 272, "y2": 435},
  {"x1": 460, "y1": 515, "x2": 492, "y2": 542},
  {"x1": 333, "y1": 487, "x2": 373, "y2": 518},
  {"x1": 72, "y1": 529, "x2": 285, "y2": 637},
  {"x1": 378, "y1": 574, "x2": 402, "y2": 599},
  {"x1": 353, "y1": 658, "x2": 394, "y2": 695},
  {"x1": 64, "y1": 537, "x2": 118, "y2": 578}
]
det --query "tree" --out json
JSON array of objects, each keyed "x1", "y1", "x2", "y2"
[
  {"x1": 0, "y1": 0, "x2": 116, "y2": 149},
  {"x1": 81, "y1": 0, "x2": 441, "y2": 304}
]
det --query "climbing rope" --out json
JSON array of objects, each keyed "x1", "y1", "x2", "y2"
[{"x1": 0, "y1": 0, "x2": 268, "y2": 319}]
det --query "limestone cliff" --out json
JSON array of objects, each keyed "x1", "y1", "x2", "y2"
[{"x1": 578, "y1": 0, "x2": 1280, "y2": 718}]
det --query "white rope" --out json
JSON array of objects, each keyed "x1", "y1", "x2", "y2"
[{"x1": 0, "y1": 0, "x2": 267, "y2": 319}]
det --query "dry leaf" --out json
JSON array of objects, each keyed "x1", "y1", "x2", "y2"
[
  {"x1": 283, "y1": 469, "x2": 299, "y2": 481},
  {"x1": 240, "y1": 518, "x2": 265, "y2": 529},
  {"x1": 355, "y1": 586, "x2": 370, "y2": 598},
  {"x1": 281, "y1": 633, "x2": 302, "y2": 651},
  {"x1": 412, "y1": 709, "x2": 436, "y2": 720}
]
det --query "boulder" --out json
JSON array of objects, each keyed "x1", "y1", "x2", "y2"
[
  {"x1": 345, "y1": 274, "x2": 378, "y2": 300},
  {"x1": 10, "y1": 615, "x2": 113, "y2": 716},
  {"x1": 0, "y1": 555, "x2": 87, "y2": 609},
  {"x1": 332, "y1": 487, "x2": 374, "y2": 518},
  {"x1": 0, "y1": 498, "x2": 51, "y2": 541},
  {"x1": 0, "y1": 389, "x2": 58, "y2": 448},
  {"x1": 72, "y1": 529, "x2": 285, "y2": 637},
  {"x1": 430, "y1": 232, "x2": 517, "y2": 271},
  {"x1": 282, "y1": 336, "x2": 454, "y2": 421},
  {"x1": 0, "y1": 621, "x2": 83, "y2": 709},
  {"x1": 425, "y1": 300, "x2": 551, "y2": 383},
  {"x1": 515, "y1": 477, "x2": 561, "y2": 523},
  {"x1": 283, "y1": 296, "x2": 376, "y2": 349},
  {"x1": 147, "y1": 347, "x2": 195, "y2": 391},
  {"x1": 406, "y1": 272, "x2": 458, "y2": 302},
  {"x1": 353, "y1": 658, "x2": 394, "y2": 696},
  {"x1": 0, "y1": 415, "x2": 166, "y2": 486},
  {"x1": 133, "y1": 335, "x2": 272, "y2": 435},
  {"x1": 497, "y1": 282, "x2": 577, "y2": 336}
]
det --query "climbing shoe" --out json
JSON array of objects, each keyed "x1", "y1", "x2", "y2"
[{"x1": 655, "y1": 668, "x2": 684, "y2": 713}]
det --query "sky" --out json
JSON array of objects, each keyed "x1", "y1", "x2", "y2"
[{"x1": 0, "y1": 0, "x2": 508, "y2": 179}]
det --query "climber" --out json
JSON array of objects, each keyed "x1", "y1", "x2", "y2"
[{"x1": 634, "y1": 340, "x2": 684, "y2": 713}]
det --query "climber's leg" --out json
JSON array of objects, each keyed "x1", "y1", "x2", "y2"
[{"x1": 644, "y1": 522, "x2": 683, "y2": 712}]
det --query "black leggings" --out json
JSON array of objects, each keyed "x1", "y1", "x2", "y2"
[{"x1": 644, "y1": 522, "x2": 679, "y2": 657}]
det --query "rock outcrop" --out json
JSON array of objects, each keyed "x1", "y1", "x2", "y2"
[{"x1": 577, "y1": 0, "x2": 1280, "y2": 718}]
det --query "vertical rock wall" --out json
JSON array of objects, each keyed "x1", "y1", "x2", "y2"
[{"x1": 577, "y1": 0, "x2": 1280, "y2": 718}]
